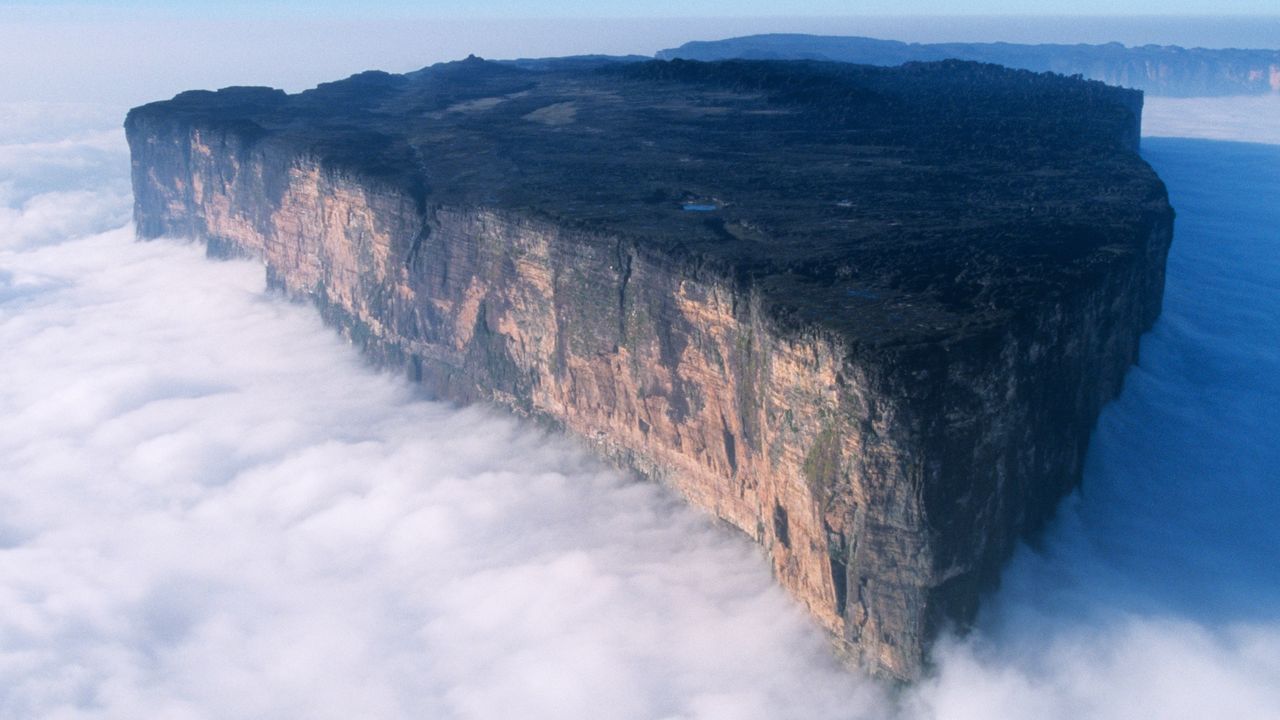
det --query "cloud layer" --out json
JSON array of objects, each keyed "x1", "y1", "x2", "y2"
[{"x1": 1, "y1": 99, "x2": 1278, "y2": 719}]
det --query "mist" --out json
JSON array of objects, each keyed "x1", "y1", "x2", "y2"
[{"x1": 2, "y1": 65, "x2": 1279, "y2": 720}]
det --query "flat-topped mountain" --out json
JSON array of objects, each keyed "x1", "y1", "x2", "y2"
[
  {"x1": 659, "y1": 34, "x2": 1280, "y2": 97},
  {"x1": 131, "y1": 57, "x2": 1154, "y2": 349},
  {"x1": 126, "y1": 57, "x2": 1172, "y2": 679}
]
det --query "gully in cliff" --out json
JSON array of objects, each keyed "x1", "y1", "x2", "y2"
[{"x1": 125, "y1": 55, "x2": 1173, "y2": 680}]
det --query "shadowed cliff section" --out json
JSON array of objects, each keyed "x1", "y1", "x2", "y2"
[
  {"x1": 658, "y1": 34, "x2": 1280, "y2": 97},
  {"x1": 125, "y1": 57, "x2": 1173, "y2": 680}
]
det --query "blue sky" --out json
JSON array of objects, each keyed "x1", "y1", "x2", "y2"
[{"x1": 6, "y1": 0, "x2": 1280, "y2": 17}]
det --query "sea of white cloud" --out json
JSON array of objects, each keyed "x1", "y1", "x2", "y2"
[{"x1": 1, "y1": 96, "x2": 1277, "y2": 718}]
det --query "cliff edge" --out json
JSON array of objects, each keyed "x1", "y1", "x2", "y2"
[{"x1": 126, "y1": 57, "x2": 1173, "y2": 680}]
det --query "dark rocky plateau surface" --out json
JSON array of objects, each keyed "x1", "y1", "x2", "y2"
[
  {"x1": 660, "y1": 34, "x2": 1280, "y2": 97},
  {"x1": 126, "y1": 57, "x2": 1173, "y2": 680}
]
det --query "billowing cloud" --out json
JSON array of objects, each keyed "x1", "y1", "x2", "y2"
[
  {"x1": 1, "y1": 98, "x2": 1277, "y2": 719},
  {"x1": 0, "y1": 105, "x2": 131, "y2": 250}
]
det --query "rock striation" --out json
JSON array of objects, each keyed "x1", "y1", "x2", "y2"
[
  {"x1": 658, "y1": 34, "x2": 1280, "y2": 97},
  {"x1": 126, "y1": 57, "x2": 1173, "y2": 680}
]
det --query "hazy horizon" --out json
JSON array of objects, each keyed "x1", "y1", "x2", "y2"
[{"x1": 2, "y1": 13, "x2": 1279, "y2": 106}]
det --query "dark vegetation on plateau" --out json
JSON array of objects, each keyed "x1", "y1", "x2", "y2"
[{"x1": 127, "y1": 56, "x2": 1163, "y2": 348}]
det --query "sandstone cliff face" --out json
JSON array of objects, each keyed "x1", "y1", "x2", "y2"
[{"x1": 125, "y1": 67, "x2": 1172, "y2": 679}]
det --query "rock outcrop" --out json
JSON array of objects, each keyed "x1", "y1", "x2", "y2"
[
  {"x1": 658, "y1": 34, "x2": 1280, "y2": 97},
  {"x1": 126, "y1": 57, "x2": 1173, "y2": 680}
]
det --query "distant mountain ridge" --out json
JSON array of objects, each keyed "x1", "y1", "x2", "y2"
[{"x1": 658, "y1": 34, "x2": 1280, "y2": 97}]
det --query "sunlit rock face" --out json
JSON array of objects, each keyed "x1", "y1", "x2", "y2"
[{"x1": 125, "y1": 57, "x2": 1173, "y2": 680}]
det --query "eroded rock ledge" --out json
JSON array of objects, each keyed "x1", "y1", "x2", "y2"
[{"x1": 126, "y1": 57, "x2": 1173, "y2": 679}]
